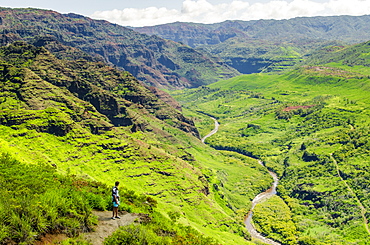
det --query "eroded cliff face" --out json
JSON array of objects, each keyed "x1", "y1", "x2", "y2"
[
  {"x1": 0, "y1": 41, "x2": 200, "y2": 138},
  {"x1": 147, "y1": 86, "x2": 182, "y2": 111}
]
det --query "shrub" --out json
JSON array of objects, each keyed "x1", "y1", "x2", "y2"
[{"x1": 104, "y1": 224, "x2": 165, "y2": 245}]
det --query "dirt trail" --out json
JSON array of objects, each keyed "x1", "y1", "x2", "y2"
[{"x1": 84, "y1": 211, "x2": 140, "y2": 245}]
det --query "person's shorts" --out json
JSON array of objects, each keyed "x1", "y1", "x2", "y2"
[{"x1": 113, "y1": 201, "x2": 120, "y2": 207}]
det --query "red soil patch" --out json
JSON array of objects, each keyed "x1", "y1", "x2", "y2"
[
  {"x1": 283, "y1": 105, "x2": 315, "y2": 111},
  {"x1": 34, "y1": 233, "x2": 68, "y2": 245}
]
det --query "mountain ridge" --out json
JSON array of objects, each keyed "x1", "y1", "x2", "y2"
[
  {"x1": 133, "y1": 15, "x2": 370, "y2": 74},
  {"x1": 133, "y1": 15, "x2": 370, "y2": 47},
  {"x1": 0, "y1": 7, "x2": 239, "y2": 89}
]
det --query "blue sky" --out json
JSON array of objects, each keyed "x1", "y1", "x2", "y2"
[{"x1": 1, "y1": 0, "x2": 370, "y2": 27}]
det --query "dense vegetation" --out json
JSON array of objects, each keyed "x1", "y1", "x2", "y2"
[
  {"x1": 253, "y1": 196, "x2": 297, "y2": 245},
  {"x1": 0, "y1": 153, "x2": 106, "y2": 244},
  {"x1": 172, "y1": 41, "x2": 370, "y2": 244}
]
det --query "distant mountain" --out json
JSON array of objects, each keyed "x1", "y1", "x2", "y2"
[
  {"x1": 133, "y1": 16, "x2": 370, "y2": 47},
  {"x1": 133, "y1": 16, "x2": 370, "y2": 74},
  {"x1": 0, "y1": 7, "x2": 239, "y2": 89}
]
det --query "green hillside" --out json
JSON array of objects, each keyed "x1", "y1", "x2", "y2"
[
  {"x1": 0, "y1": 41, "x2": 273, "y2": 244},
  {"x1": 172, "y1": 41, "x2": 370, "y2": 244}
]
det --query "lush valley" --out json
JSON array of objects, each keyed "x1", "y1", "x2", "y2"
[
  {"x1": 171, "y1": 41, "x2": 370, "y2": 244},
  {"x1": 1, "y1": 6, "x2": 370, "y2": 245}
]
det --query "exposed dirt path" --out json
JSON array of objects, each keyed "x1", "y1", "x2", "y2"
[
  {"x1": 83, "y1": 211, "x2": 141, "y2": 245},
  {"x1": 330, "y1": 154, "x2": 370, "y2": 235}
]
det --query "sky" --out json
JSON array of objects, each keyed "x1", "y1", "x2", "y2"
[{"x1": 2, "y1": 0, "x2": 370, "y2": 27}]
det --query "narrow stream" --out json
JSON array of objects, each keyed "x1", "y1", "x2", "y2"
[{"x1": 202, "y1": 117, "x2": 280, "y2": 245}]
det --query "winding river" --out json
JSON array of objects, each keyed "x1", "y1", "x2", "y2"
[
  {"x1": 202, "y1": 117, "x2": 280, "y2": 245},
  {"x1": 244, "y1": 162, "x2": 280, "y2": 245},
  {"x1": 201, "y1": 117, "x2": 219, "y2": 143}
]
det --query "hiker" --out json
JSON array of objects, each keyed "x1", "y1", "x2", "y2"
[{"x1": 112, "y1": 181, "x2": 120, "y2": 220}]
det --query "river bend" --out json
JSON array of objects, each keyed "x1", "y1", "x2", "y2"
[{"x1": 244, "y1": 161, "x2": 280, "y2": 245}]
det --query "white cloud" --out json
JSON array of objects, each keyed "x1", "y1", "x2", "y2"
[
  {"x1": 91, "y1": 0, "x2": 370, "y2": 27},
  {"x1": 325, "y1": 0, "x2": 370, "y2": 16},
  {"x1": 240, "y1": 0, "x2": 326, "y2": 20},
  {"x1": 92, "y1": 7, "x2": 179, "y2": 27}
]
